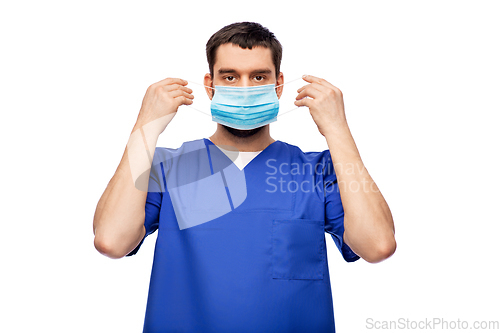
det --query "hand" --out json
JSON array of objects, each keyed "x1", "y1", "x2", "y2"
[
  {"x1": 135, "y1": 77, "x2": 194, "y2": 135},
  {"x1": 294, "y1": 75, "x2": 347, "y2": 137}
]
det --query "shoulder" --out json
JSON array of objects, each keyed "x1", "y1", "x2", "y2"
[
  {"x1": 278, "y1": 140, "x2": 331, "y2": 165},
  {"x1": 152, "y1": 138, "x2": 207, "y2": 163},
  {"x1": 277, "y1": 141, "x2": 336, "y2": 180}
]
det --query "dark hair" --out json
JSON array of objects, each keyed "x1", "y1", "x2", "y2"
[{"x1": 206, "y1": 22, "x2": 283, "y2": 80}]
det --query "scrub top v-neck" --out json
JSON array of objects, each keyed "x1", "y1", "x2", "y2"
[
  {"x1": 215, "y1": 144, "x2": 263, "y2": 171},
  {"x1": 126, "y1": 138, "x2": 359, "y2": 333},
  {"x1": 205, "y1": 137, "x2": 271, "y2": 170}
]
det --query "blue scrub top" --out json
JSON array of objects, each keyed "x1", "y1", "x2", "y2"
[{"x1": 126, "y1": 138, "x2": 359, "y2": 333}]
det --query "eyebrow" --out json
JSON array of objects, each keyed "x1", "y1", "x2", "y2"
[{"x1": 217, "y1": 68, "x2": 273, "y2": 75}]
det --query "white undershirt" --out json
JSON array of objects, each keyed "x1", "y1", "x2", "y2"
[{"x1": 217, "y1": 147, "x2": 263, "y2": 171}]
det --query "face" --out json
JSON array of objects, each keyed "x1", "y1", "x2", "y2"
[{"x1": 204, "y1": 43, "x2": 284, "y2": 138}]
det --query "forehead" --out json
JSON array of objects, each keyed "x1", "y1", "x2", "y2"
[{"x1": 214, "y1": 43, "x2": 275, "y2": 74}]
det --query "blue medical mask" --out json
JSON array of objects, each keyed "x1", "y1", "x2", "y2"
[{"x1": 210, "y1": 84, "x2": 280, "y2": 130}]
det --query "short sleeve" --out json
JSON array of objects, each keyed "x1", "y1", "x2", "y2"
[
  {"x1": 125, "y1": 149, "x2": 164, "y2": 257},
  {"x1": 323, "y1": 152, "x2": 360, "y2": 263}
]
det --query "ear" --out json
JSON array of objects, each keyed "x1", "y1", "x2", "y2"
[
  {"x1": 204, "y1": 73, "x2": 214, "y2": 100},
  {"x1": 275, "y1": 72, "x2": 284, "y2": 99}
]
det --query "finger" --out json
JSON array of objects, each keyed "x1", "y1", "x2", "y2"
[
  {"x1": 297, "y1": 82, "x2": 329, "y2": 94},
  {"x1": 302, "y1": 75, "x2": 337, "y2": 91},
  {"x1": 155, "y1": 77, "x2": 188, "y2": 87},
  {"x1": 169, "y1": 90, "x2": 194, "y2": 100},
  {"x1": 296, "y1": 86, "x2": 322, "y2": 100},
  {"x1": 294, "y1": 98, "x2": 312, "y2": 108},
  {"x1": 174, "y1": 95, "x2": 194, "y2": 106},
  {"x1": 165, "y1": 84, "x2": 193, "y2": 94},
  {"x1": 297, "y1": 84, "x2": 309, "y2": 93}
]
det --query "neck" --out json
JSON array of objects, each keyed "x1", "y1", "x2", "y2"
[{"x1": 209, "y1": 124, "x2": 275, "y2": 152}]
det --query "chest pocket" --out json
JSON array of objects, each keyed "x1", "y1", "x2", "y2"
[{"x1": 272, "y1": 219, "x2": 326, "y2": 280}]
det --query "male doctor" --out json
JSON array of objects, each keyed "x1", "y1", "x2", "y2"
[{"x1": 93, "y1": 22, "x2": 396, "y2": 333}]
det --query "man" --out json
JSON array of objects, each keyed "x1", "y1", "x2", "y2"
[{"x1": 93, "y1": 22, "x2": 396, "y2": 332}]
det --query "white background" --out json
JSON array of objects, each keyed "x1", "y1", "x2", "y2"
[{"x1": 1, "y1": 0, "x2": 499, "y2": 332}]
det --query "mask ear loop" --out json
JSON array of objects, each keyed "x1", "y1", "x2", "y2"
[
  {"x1": 181, "y1": 80, "x2": 217, "y2": 117},
  {"x1": 275, "y1": 77, "x2": 303, "y2": 89},
  {"x1": 275, "y1": 77, "x2": 304, "y2": 118}
]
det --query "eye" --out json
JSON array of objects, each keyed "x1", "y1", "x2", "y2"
[
  {"x1": 225, "y1": 76, "x2": 235, "y2": 82},
  {"x1": 254, "y1": 75, "x2": 264, "y2": 81}
]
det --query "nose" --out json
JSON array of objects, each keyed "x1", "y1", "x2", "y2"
[{"x1": 237, "y1": 76, "x2": 252, "y2": 87}]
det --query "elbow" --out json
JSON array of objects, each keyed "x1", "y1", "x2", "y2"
[
  {"x1": 364, "y1": 237, "x2": 397, "y2": 263},
  {"x1": 93, "y1": 223, "x2": 145, "y2": 259},
  {"x1": 94, "y1": 234, "x2": 126, "y2": 259}
]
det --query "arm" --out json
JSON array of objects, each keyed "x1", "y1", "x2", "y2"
[
  {"x1": 93, "y1": 78, "x2": 193, "y2": 259},
  {"x1": 295, "y1": 75, "x2": 396, "y2": 263}
]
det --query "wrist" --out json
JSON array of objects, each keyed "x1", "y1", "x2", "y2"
[
  {"x1": 322, "y1": 119, "x2": 350, "y2": 140},
  {"x1": 324, "y1": 122, "x2": 361, "y2": 164},
  {"x1": 133, "y1": 113, "x2": 175, "y2": 139}
]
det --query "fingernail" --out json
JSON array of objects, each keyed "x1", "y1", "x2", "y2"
[{"x1": 302, "y1": 75, "x2": 308, "y2": 79}]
